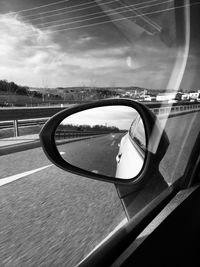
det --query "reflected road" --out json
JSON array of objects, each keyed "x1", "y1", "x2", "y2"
[{"x1": 57, "y1": 133, "x2": 125, "y2": 177}]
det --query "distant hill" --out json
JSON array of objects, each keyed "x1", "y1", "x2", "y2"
[{"x1": 0, "y1": 80, "x2": 63, "y2": 107}]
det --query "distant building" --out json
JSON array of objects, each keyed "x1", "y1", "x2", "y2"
[
  {"x1": 156, "y1": 93, "x2": 177, "y2": 102},
  {"x1": 189, "y1": 92, "x2": 199, "y2": 99},
  {"x1": 144, "y1": 95, "x2": 152, "y2": 101},
  {"x1": 181, "y1": 93, "x2": 190, "y2": 101}
]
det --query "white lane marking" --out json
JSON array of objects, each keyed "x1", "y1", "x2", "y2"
[
  {"x1": 0, "y1": 165, "x2": 52, "y2": 187},
  {"x1": 77, "y1": 217, "x2": 128, "y2": 266},
  {"x1": 60, "y1": 152, "x2": 65, "y2": 155}
]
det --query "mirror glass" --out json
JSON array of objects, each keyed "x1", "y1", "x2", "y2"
[{"x1": 55, "y1": 105, "x2": 146, "y2": 179}]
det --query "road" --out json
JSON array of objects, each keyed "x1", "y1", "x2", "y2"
[
  {"x1": 57, "y1": 133, "x2": 124, "y2": 178},
  {"x1": 0, "y1": 147, "x2": 125, "y2": 266},
  {"x1": 0, "y1": 111, "x2": 200, "y2": 266}
]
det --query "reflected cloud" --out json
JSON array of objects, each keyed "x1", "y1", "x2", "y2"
[{"x1": 62, "y1": 106, "x2": 139, "y2": 130}]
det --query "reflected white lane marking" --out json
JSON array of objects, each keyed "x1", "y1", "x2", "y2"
[
  {"x1": 60, "y1": 152, "x2": 65, "y2": 155},
  {"x1": 111, "y1": 141, "x2": 115, "y2": 146},
  {"x1": 92, "y1": 170, "x2": 99, "y2": 174},
  {"x1": 77, "y1": 217, "x2": 128, "y2": 266},
  {"x1": 0, "y1": 165, "x2": 52, "y2": 187}
]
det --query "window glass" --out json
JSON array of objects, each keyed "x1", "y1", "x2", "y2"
[{"x1": 1, "y1": 0, "x2": 200, "y2": 266}]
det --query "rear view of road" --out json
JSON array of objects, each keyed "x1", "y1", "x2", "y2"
[{"x1": 57, "y1": 133, "x2": 124, "y2": 178}]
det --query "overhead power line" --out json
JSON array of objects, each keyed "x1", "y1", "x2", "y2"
[
  {"x1": 23, "y1": 2, "x2": 197, "y2": 36},
  {"x1": 2, "y1": 0, "x2": 73, "y2": 15},
  {"x1": 20, "y1": 0, "x2": 100, "y2": 19},
  {"x1": 21, "y1": 0, "x2": 121, "y2": 21},
  {"x1": 118, "y1": 0, "x2": 161, "y2": 31},
  {"x1": 27, "y1": 0, "x2": 171, "y2": 32},
  {"x1": 33, "y1": 0, "x2": 161, "y2": 28}
]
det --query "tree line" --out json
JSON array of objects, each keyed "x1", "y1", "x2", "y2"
[
  {"x1": 0, "y1": 80, "x2": 29, "y2": 95},
  {"x1": 0, "y1": 80, "x2": 62, "y2": 100}
]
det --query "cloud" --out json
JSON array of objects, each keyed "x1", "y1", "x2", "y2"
[
  {"x1": 0, "y1": 14, "x2": 131, "y2": 86},
  {"x1": 0, "y1": 14, "x2": 136, "y2": 87},
  {"x1": 0, "y1": 13, "x2": 180, "y2": 89},
  {"x1": 0, "y1": 14, "x2": 62, "y2": 85},
  {"x1": 75, "y1": 35, "x2": 97, "y2": 44}
]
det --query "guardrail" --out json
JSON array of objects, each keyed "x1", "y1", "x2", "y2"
[
  {"x1": 0, "y1": 106, "x2": 69, "y2": 137},
  {"x1": 151, "y1": 102, "x2": 200, "y2": 116},
  {"x1": 0, "y1": 118, "x2": 48, "y2": 130},
  {"x1": 1, "y1": 102, "x2": 200, "y2": 137}
]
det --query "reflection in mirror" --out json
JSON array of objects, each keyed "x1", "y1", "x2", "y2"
[{"x1": 55, "y1": 105, "x2": 146, "y2": 179}]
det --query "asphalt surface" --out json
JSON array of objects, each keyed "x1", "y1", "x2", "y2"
[
  {"x1": 0, "y1": 147, "x2": 125, "y2": 266},
  {"x1": 0, "y1": 112, "x2": 200, "y2": 266},
  {"x1": 57, "y1": 133, "x2": 124, "y2": 178}
]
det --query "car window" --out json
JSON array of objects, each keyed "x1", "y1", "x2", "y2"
[{"x1": 1, "y1": 0, "x2": 200, "y2": 266}]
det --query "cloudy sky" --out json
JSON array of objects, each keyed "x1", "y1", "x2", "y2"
[{"x1": 0, "y1": 0, "x2": 193, "y2": 89}]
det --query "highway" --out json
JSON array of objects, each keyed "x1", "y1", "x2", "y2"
[
  {"x1": 0, "y1": 147, "x2": 125, "y2": 266},
  {"x1": 0, "y1": 111, "x2": 200, "y2": 266}
]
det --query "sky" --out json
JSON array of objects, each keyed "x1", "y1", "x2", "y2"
[{"x1": 0, "y1": 0, "x2": 199, "y2": 90}]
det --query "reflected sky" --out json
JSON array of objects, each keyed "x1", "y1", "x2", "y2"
[{"x1": 61, "y1": 105, "x2": 139, "y2": 130}]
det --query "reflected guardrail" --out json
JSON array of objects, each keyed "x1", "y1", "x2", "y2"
[{"x1": 55, "y1": 131, "x2": 109, "y2": 140}]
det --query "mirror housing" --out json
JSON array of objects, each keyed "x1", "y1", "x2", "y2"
[{"x1": 39, "y1": 99, "x2": 169, "y2": 187}]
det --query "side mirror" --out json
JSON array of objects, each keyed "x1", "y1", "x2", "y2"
[
  {"x1": 39, "y1": 99, "x2": 169, "y2": 186},
  {"x1": 55, "y1": 105, "x2": 146, "y2": 179}
]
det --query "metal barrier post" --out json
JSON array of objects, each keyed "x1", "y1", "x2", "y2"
[{"x1": 14, "y1": 120, "x2": 19, "y2": 137}]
